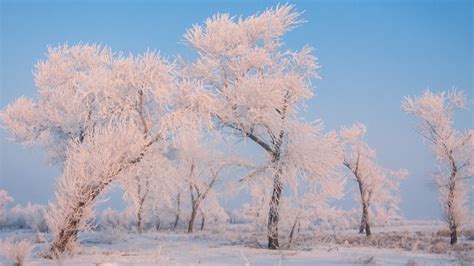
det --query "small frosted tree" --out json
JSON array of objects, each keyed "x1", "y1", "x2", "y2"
[
  {"x1": 183, "y1": 4, "x2": 343, "y2": 249},
  {"x1": 0, "y1": 190, "x2": 14, "y2": 228},
  {"x1": 239, "y1": 173, "x2": 345, "y2": 246},
  {"x1": 340, "y1": 123, "x2": 407, "y2": 236},
  {"x1": 169, "y1": 131, "x2": 242, "y2": 233},
  {"x1": 119, "y1": 146, "x2": 181, "y2": 233},
  {"x1": 402, "y1": 89, "x2": 473, "y2": 244}
]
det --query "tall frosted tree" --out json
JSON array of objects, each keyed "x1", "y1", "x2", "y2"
[
  {"x1": 183, "y1": 5, "x2": 343, "y2": 249},
  {"x1": 340, "y1": 123, "x2": 407, "y2": 236},
  {"x1": 402, "y1": 89, "x2": 473, "y2": 245},
  {"x1": 1, "y1": 44, "x2": 207, "y2": 257}
]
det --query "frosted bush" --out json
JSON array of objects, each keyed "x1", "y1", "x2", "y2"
[
  {"x1": 0, "y1": 189, "x2": 14, "y2": 228},
  {"x1": 6, "y1": 203, "x2": 48, "y2": 232},
  {"x1": 97, "y1": 226, "x2": 127, "y2": 245},
  {"x1": 98, "y1": 208, "x2": 133, "y2": 230},
  {"x1": 0, "y1": 237, "x2": 34, "y2": 266}
]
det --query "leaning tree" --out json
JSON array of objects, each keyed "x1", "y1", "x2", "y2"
[
  {"x1": 182, "y1": 5, "x2": 343, "y2": 249},
  {"x1": 340, "y1": 123, "x2": 407, "y2": 236},
  {"x1": 1, "y1": 44, "x2": 208, "y2": 257},
  {"x1": 402, "y1": 89, "x2": 473, "y2": 244}
]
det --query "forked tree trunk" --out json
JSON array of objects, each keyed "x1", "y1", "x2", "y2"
[{"x1": 267, "y1": 168, "x2": 283, "y2": 249}]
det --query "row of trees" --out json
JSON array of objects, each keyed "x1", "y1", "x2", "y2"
[{"x1": 1, "y1": 4, "x2": 472, "y2": 258}]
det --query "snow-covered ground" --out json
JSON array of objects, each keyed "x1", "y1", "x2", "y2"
[{"x1": 1, "y1": 221, "x2": 473, "y2": 265}]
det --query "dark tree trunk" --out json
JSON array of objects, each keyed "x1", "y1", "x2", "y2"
[
  {"x1": 173, "y1": 192, "x2": 181, "y2": 230},
  {"x1": 450, "y1": 226, "x2": 457, "y2": 245},
  {"x1": 267, "y1": 169, "x2": 283, "y2": 249},
  {"x1": 361, "y1": 202, "x2": 371, "y2": 236},
  {"x1": 447, "y1": 156, "x2": 458, "y2": 245},
  {"x1": 448, "y1": 178, "x2": 457, "y2": 244},
  {"x1": 137, "y1": 195, "x2": 145, "y2": 233},
  {"x1": 200, "y1": 212, "x2": 205, "y2": 231},
  {"x1": 359, "y1": 211, "x2": 366, "y2": 234},
  {"x1": 155, "y1": 217, "x2": 161, "y2": 231},
  {"x1": 137, "y1": 208, "x2": 143, "y2": 233},
  {"x1": 356, "y1": 178, "x2": 371, "y2": 236},
  {"x1": 47, "y1": 182, "x2": 108, "y2": 258},
  {"x1": 360, "y1": 202, "x2": 371, "y2": 236},
  {"x1": 188, "y1": 203, "x2": 199, "y2": 233},
  {"x1": 288, "y1": 216, "x2": 299, "y2": 245},
  {"x1": 365, "y1": 215, "x2": 371, "y2": 237},
  {"x1": 48, "y1": 205, "x2": 83, "y2": 258}
]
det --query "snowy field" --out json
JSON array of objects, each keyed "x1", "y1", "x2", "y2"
[{"x1": 1, "y1": 221, "x2": 473, "y2": 265}]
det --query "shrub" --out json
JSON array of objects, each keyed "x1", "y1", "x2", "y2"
[{"x1": 0, "y1": 237, "x2": 34, "y2": 266}]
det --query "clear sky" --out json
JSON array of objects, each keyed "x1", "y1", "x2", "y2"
[{"x1": 0, "y1": 0, "x2": 472, "y2": 220}]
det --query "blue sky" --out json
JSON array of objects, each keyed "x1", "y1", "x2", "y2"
[{"x1": 0, "y1": 0, "x2": 472, "y2": 219}]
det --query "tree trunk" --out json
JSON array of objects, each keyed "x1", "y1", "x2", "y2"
[
  {"x1": 137, "y1": 196, "x2": 144, "y2": 233},
  {"x1": 357, "y1": 178, "x2": 371, "y2": 236},
  {"x1": 448, "y1": 178, "x2": 457, "y2": 244},
  {"x1": 200, "y1": 212, "x2": 205, "y2": 231},
  {"x1": 359, "y1": 211, "x2": 366, "y2": 234},
  {"x1": 360, "y1": 202, "x2": 371, "y2": 236},
  {"x1": 365, "y1": 204, "x2": 371, "y2": 237},
  {"x1": 137, "y1": 208, "x2": 143, "y2": 233},
  {"x1": 45, "y1": 135, "x2": 156, "y2": 258},
  {"x1": 135, "y1": 176, "x2": 147, "y2": 234},
  {"x1": 48, "y1": 204, "x2": 84, "y2": 258},
  {"x1": 288, "y1": 216, "x2": 299, "y2": 245},
  {"x1": 155, "y1": 217, "x2": 161, "y2": 231},
  {"x1": 447, "y1": 157, "x2": 458, "y2": 245},
  {"x1": 188, "y1": 204, "x2": 198, "y2": 233},
  {"x1": 450, "y1": 225, "x2": 457, "y2": 245},
  {"x1": 173, "y1": 192, "x2": 181, "y2": 230},
  {"x1": 267, "y1": 168, "x2": 283, "y2": 249},
  {"x1": 47, "y1": 183, "x2": 107, "y2": 258}
]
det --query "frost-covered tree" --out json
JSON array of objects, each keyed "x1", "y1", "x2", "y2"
[
  {"x1": 169, "y1": 132, "x2": 240, "y2": 233},
  {"x1": 340, "y1": 123, "x2": 407, "y2": 236},
  {"x1": 1, "y1": 44, "x2": 207, "y2": 257},
  {"x1": 402, "y1": 89, "x2": 473, "y2": 244},
  {"x1": 0, "y1": 189, "x2": 13, "y2": 211},
  {"x1": 183, "y1": 4, "x2": 343, "y2": 249},
  {"x1": 120, "y1": 152, "x2": 179, "y2": 233},
  {"x1": 0, "y1": 189, "x2": 14, "y2": 228},
  {"x1": 239, "y1": 174, "x2": 345, "y2": 246}
]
